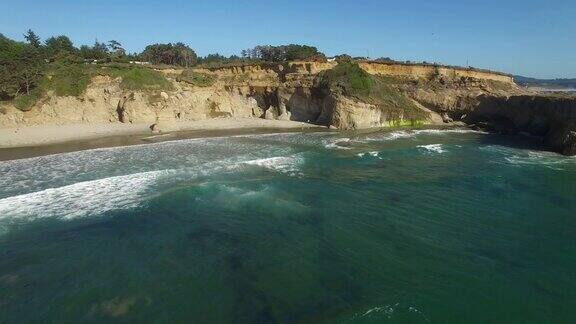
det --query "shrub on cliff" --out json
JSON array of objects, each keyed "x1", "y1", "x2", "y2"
[
  {"x1": 177, "y1": 70, "x2": 216, "y2": 87},
  {"x1": 316, "y1": 61, "x2": 372, "y2": 98},
  {"x1": 116, "y1": 68, "x2": 173, "y2": 91},
  {"x1": 316, "y1": 62, "x2": 429, "y2": 123},
  {"x1": 44, "y1": 63, "x2": 91, "y2": 96},
  {"x1": 14, "y1": 89, "x2": 42, "y2": 111}
]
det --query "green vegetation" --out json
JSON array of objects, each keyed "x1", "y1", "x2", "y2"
[
  {"x1": 2, "y1": 29, "x2": 327, "y2": 107},
  {"x1": 14, "y1": 90, "x2": 42, "y2": 111},
  {"x1": 0, "y1": 34, "x2": 45, "y2": 100},
  {"x1": 140, "y1": 43, "x2": 197, "y2": 67},
  {"x1": 241, "y1": 44, "x2": 326, "y2": 62},
  {"x1": 317, "y1": 62, "x2": 429, "y2": 124},
  {"x1": 44, "y1": 63, "x2": 91, "y2": 97},
  {"x1": 113, "y1": 67, "x2": 173, "y2": 91},
  {"x1": 177, "y1": 70, "x2": 216, "y2": 87},
  {"x1": 317, "y1": 61, "x2": 373, "y2": 97},
  {"x1": 1, "y1": 30, "x2": 181, "y2": 110}
]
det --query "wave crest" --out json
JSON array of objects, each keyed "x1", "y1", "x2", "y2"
[
  {"x1": 417, "y1": 144, "x2": 446, "y2": 154},
  {"x1": 0, "y1": 170, "x2": 169, "y2": 222},
  {"x1": 241, "y1": 155, "x2": 304, "y2": 175}
]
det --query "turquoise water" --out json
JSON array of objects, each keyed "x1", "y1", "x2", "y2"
[{"x1": 1, "y1": 129, "x2": 575, "y2": 323}]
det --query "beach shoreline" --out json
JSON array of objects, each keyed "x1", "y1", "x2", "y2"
[{"x1": 0, "y1": 118, "x2": 324, "y2": 161}]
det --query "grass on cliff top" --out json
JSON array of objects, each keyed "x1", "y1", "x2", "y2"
[
  {"x1": 98, "y1": 64, "x2": 173, "y2": 91},
  {"x1": 44, "y1": 63, "x2": 92, "y2": 97},
  {"x1": 177, "y1": 70, "x2": 217, "y2": 87},
  {"x1": 118, "y1": 68, "x2": 173, "y2": 91},
  {"x1": 317, "y1": 62, "x2": 429, "y2": 122},
  {"x1": 13, "y1": 63, "x2": 173, "y2": 110}
]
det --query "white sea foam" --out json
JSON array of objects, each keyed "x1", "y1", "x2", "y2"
[
  {"x1": 357, "y1": 151, "x2": 382, "y2": 159},
  {"x1": 505, "y1": 151, "x2": 575, "y2": 170},
  {"x1": 417, "y1": 144, "x2": 446, "y2": 154},
  {"x1": 352, "y1": 303, "x2": 429, "y2": 322},
  {"x1": 413, "y1": 128, "x2": 488, "y2": 135},
  {"x1": 366, "y1": 131, "x2": 413, "y2": 142},
  {"x1": 481, "y1": 145, "x2": 575, "y2": 170},
  {"x1": 241, "y1": 155, "x2": 304, "y2": 175},
  {"x1": 366, "y1": 128, "x2": 486, "y2": 142},
  {"x1": 324, "y1": 138, "x2": 353, "y2": 150},
  {"x1": 0, "y1": 170, "x2": 170, "y2": 222}
]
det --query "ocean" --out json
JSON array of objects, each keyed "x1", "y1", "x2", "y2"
[{"x1": 1, "y1": 128, "x2": 575, "y2": 323}]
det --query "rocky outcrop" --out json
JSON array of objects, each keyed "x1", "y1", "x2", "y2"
[
  {"x1": 462, "y1": 95, "x2": 576, "y2": 155},
  {"x1": 402, "y1": 79, "x2": 576, "y2": 155}
]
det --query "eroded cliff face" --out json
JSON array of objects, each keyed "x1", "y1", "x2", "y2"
[
  {"x1": 1, "y1": 61, "x2": 575, "y2": 155},
  {"x1": 464, "y1": 95, "x2": 576, "y2": 155},
  {"x1": 359, "y1": 62, "x2": 515, "y2": 84},
  {"x1": 395, "y1": 76, "x2": 576, "y2": 155},
  {"x1": 0, "y1": 61, "x2": 517, "y2": 129},
  {"x1": 0, "y1": 75, "x2": 261, "y2": 130}
]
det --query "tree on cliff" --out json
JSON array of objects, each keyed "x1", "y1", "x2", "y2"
[
  {"x1": 242, "y1": 44, "x2": 326, "y2": 62},
  {"x1": 44, "y1": 35, "x2": 76, "y2": 59},
  {"x1": 24, "y1": 29, "x2": 41, "y2": 48},
  {"x1": 0, "y1": 34, "x2": 45, "y2": 98},
  {"x1": 18, "y1": 46, "x2": 44, "y2": 95},
  {"x1": 108, "y1": 40, "x2": 125, "y2": 57},
  {"x1": 79, "y1": 40, "x2": 109, "y2": 61},
  {"x1": 140, "y1": 43, "x2": 197, "y2": 67}
]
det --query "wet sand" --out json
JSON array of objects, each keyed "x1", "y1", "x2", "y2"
[{"x1": 0, "y1": 118, "x2": 324, "y2": 161}]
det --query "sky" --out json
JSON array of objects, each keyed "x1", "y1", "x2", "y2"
[{"x1": 1, "y1": 0, "x2": 575, "y2": 79}]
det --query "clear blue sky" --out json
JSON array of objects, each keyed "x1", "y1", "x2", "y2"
[{"x1": 2, "y1": 0, "x2": 575, "y2": 78}]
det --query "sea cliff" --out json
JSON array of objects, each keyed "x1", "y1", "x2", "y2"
[{"x1": 1, "y1": 61, "x2": 575, "y2": 155}]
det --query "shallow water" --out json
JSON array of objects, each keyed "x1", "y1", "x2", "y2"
[{"x1": 1, "y1": 129, "x2": 575, "y2": 323}]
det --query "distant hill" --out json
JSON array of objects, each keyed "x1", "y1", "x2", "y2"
[{"x1": 514, "y1": 76, "x2": 576, "y2": 89}]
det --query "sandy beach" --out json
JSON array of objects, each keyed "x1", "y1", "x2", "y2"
[{"x1": 0, "y1": 118, "x2": 323, "y2": 160}]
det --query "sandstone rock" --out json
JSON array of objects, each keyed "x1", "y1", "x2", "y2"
[
  {"x1": 150, "y1": 117, "x2": 178, "y2": 134},
  {"x1": 277, "y1": 110, "x2": 291, "y2": 121},
  {"x1": 160, "y1": 92, "x2": 169, "y2": 100},
  {"x1": 441, "y1": 112, "x2": 454, "y2": 123},
  {"x1": 324, "y1": 95, "x2": 385, "y2": 130},
  {"x1": 264, "y1": 106, "x2": 280, "y2": 120}
]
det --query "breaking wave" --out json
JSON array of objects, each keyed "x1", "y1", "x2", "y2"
[
  {"x1": 349, "y1": 303, "x2": 430, "y2": 322},
  {"x1": 324, "y1": 138, "x2": 353, "y2": 150},
  {"x1": 417, "y1": 144, "x2": 446, "y2": 154},
  {"x1": 481, "y1": 145, "x2": 575, "y2": 170},
  {"x1": 357, "y1": 151, "x2": 382, "y2": 159},
  {"x1": 366, "y1": 128, "x2": 486, "y2": 142},
  {"x1": 241, "y1": 154, "x2": 304, "y2": 175},
  {"x1": 0, "y1": 170, "x2": 170, "y2": 222}
]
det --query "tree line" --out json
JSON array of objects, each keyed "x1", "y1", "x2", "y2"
[
  {"x1": 0, "y1": 30, "x2": 329, "y2": 101},
  {"x1": 240, "y1": 44, "x2": 325, "y2": 62}
]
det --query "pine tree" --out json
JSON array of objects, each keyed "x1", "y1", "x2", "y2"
[{"x1": 23, "y1": 29, "x2": 41, "y2": 48}]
